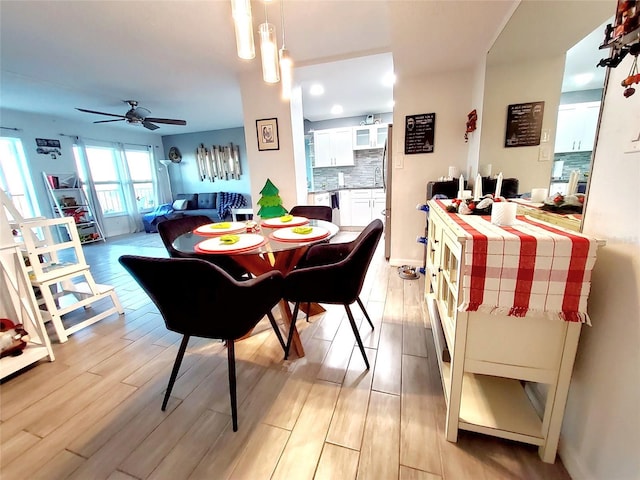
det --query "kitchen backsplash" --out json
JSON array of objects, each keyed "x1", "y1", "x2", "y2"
[
  {"x1": 552, "y1": 151, "x2": 592, "y2": 181},
  {"x1": 312, "y1": 149, "x2": 384, "y2": 191}
]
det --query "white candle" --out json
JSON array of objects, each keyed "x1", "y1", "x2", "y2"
[
  {"x1": 494, "y1": 172, "x2": 503, "y2": 198},
  {"x1": 568, "y1": 170, "x2": 579, "y2": 195},
  {"x1": 474, "y1": 173, "x2": 483, "y2": 200},
  {"x1": 458, "y1": 174, "x2": 464, "y2": 199}
]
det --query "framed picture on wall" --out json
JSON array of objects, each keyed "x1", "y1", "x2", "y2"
[{"x1": 256, "y1": 118, "x2": 279, "y2": 151}]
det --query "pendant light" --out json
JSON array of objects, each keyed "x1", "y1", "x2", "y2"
[
  {"x1": 259, "y1": 2, "x2": 279, "y2": 84},
  {"x1": 279, "y1": 1, "x2": 293, "y2": 100},
  {"x1": 231, "y1": 0, "x2": 255, "y2": 60}
]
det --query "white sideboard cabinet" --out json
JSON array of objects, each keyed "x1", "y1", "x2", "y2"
[{"x1": 424, "y1": 199, "x2": 602, "y2": 463}]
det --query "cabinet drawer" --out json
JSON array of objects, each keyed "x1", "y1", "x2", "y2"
[
  {"x1": 465, "y1": 313, "x2": 568, "y2": 380},
  {"x1": 350, "y1": 189, "x2": 372, "y2": 199}
]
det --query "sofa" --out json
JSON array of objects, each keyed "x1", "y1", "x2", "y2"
[
  {"x1": 142, "y1": 192, "x2": 251, "y2": 233},
  {"x1": 171, "y1": 192, "x2": 250, "y2": 222}
]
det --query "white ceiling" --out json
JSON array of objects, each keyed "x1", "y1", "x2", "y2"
[{"x1": 0, "y1": 1, "x2": 612, "y2": 137}]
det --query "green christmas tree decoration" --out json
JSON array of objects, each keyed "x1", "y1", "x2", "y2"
[{"x1": 257, "y1": 178, "x2": 288, "y2": 218}]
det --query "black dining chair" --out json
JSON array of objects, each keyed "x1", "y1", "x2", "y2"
[
  {"x1": 282, "y1": 219, "x2": 383, "y2": 369},
  {"x1": 289, "y1": 205, "x2": 333, "y2": 222},
  {"x1": 157, "y1": 215, "x2": 247, "y2": 281},
  {"x1": 118, "y1": 255, "x2": 285, "y2": 431}
]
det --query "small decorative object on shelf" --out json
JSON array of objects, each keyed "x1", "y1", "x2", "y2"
[
  {"x1": 416, "y1": 235, "x2": 428, "y2": 245},
  {"x1": 0, "y1": 318, "x2": 29, "y2": 358},
  {"x1": 446, "y1": 195, "x2": 499, "y2": 215},
  {"x1": 597, "y1": 1, "x2": 640, "y2": 97},
  {"x1": 464, "y1": 109, "x2": 477, "y2": 142},
  {"x1": 540, "y1": 193, "x2": 585, "y2": 213},
  {"x1": 416, "y1": 203, "x2": 430, "y2": 212}
]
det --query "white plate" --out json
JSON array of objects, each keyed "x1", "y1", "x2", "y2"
[
  {"x1": 270, "y1": 226, "x2": 329, "y2": 242},
  {"x1": 194, "y1": 221, "x2": 246, "y2": 236},
  {"x1": 261, "y1": 216, "x2": 310, "y2": 228},
  {"x1": 194, "y1": 233, "x2": 266, "y2": 253}
]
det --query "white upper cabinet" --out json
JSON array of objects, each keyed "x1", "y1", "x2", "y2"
[
  {"x1": 554, "y1": 102, "x2": 600, "y2": 153},
  {"x1": 353, "y1": 124, "x2": 388, "y2": 150},
  {"x1": 313, "y1": 128, "x2": 354, "y2": 167}
]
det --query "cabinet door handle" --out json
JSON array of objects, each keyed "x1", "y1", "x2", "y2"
[
  {"x1": 572, "y1": 141, "x2": 576, "y2": 150},
  {"x1": 578, "y1": 141, "x2": 581, "y2": 149},
  {"x1": 433, "y1": 239, "x2": 439, "y2": 244}
]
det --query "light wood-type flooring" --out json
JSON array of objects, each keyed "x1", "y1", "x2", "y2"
[{"x1": 0, "y1": 231, "x2": 572, "y2": 480}]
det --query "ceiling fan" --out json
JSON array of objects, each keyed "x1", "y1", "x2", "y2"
[{"x1": 76, "y1": 100, "x2": 187, "y2": 131}]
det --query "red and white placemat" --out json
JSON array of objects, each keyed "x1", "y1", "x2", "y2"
[
  {"x1": 435, "y1": 200, "x2": 598, "y2": 323},
  {"x1": 194, "y1": 234, "x2": 266, "y2": 254},
  {"x1": 270, "y1": 226, "x2": 329, "y2": 243},
  {"x1": 261, "y1": 216, "x2": 310, "y2": 228},
  {"x1": 194, "y1": 221, "x2": 247, "y2": 236}
]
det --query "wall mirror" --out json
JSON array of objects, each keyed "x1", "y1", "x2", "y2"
[{"x1": 480, "y1": 0, "x2": 615, "y2": 231}]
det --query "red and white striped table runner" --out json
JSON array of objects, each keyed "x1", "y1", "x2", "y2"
[{"x1": 435, "y1": 201, "x2": 598, "y2": 323}]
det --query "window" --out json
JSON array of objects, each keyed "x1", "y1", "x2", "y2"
[
  {"x1": 75, "y1": 143, "x2": 157, "y2": 216},
  {"x1": 124, "y1": 149, "x2": 155, "y2": 211},
  {"x1": 0, "y1": 137, "x2": 39, "y2": 219},
  {"x1": 82, "y1": 145, "x2": 125, "y2": 215}
]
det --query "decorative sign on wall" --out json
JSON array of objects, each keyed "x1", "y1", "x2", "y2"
[
  {"x1": 504, "y1": 101, "x2": 545, "y2": 148},
  {"x1": 35, "y1": 138, "x2": 62, "y2": 158},
  {"x1": 195, "y1": 143, "x2": 242, "y2": 182},
  {"x1": 404, "y1": 113, "x2": 436, "y2": 154}
]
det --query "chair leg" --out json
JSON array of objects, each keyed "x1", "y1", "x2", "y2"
[
  {"x1": 357, "y1": 297, "x2": 375, "y2": 329},
  {"x1": 284, "y1": 302, "x2": 300, "y2": 360},
  {"x1": 345, "y1": 304, "x2": 370, "y2": 370},
  {"x1": 267, "y1": 310, "x2": 286, "y2": 352},
  {"x1": 162, "y1": 334, "x2": 190, "y2": 411},
  {"x1": 227, "y1": 339, "x2": 238, "y2": 432}
]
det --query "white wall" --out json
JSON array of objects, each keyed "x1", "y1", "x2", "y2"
[
  {"x1": 478, "y1": 55, "x2": 565, "y2": 193},
  {"x1": 559, "y1": 55, "x2": 640, "y2": 480},
  {"x1": 0, "y1": 109, "x2": 164, "y2": 238},
  {"x1": 239, "y1": 68, "x2": 303, "y2": 215},
  {"x1": 389, "y1": 69, "x2": 475, "y2": 266}
]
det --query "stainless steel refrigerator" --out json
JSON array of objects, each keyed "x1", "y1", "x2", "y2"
[{"x1": 383, "y1": 125, "x2": 392, "y2": 260}]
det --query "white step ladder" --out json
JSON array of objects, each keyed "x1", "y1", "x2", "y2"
[{"x1": 17, "y1": 217, "x2": 123, "y2": 342}]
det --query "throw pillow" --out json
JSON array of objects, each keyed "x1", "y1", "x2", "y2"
[{"x1": 172, "y1": 199, "x2": 188, "y2": 211}]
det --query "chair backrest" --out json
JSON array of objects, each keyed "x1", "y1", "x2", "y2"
[
  {"x1": 157, "y1": 215, "x2": 212, "y2": 258},
  {"x1": 118, "y1": 255, "x2": 283, "y2": 340},
  {"x1": 285, "y1": 219, "x2": 383, "y2": 304},
  {"x1": 289, "y1": 205, "x2": 333, "y2": 222}
]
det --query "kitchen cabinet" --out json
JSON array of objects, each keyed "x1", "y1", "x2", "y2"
[
  {"x1": 341, "y1": 189, "x2": 384, "y2": 227},
  {"x1": 554, "y1": 102, "x2": 600, "y2": 153},
  {"x1": 353, "y1": 124, "x2": 388, "y2": 150},
  {"x1": 425, "y1": 200, "x2": 602, "y2": 463},
  {"x1": 312, "y1": 191, "x2": 331, "y2": 207},
  {"x1": 313, "y1": 128, "x2": 354, "y2": 167}
]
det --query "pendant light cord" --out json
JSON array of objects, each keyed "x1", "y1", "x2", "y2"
[{"x1": 280, "y1": 1, "x2": 286, "y2": 49}]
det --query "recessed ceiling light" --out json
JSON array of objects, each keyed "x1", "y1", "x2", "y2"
[
  {"x1": 382, "y1": 72, "x2": 396, "y2": 87},
  {"x1": 574, "y1": 73, "x2": 594, "y2": 86},
  {"x1": 309, "y1": 84, "x2": 324, "y2": 96},
  {"x1": 331, "y1": 105, "x2": 343, "y2": 115}
]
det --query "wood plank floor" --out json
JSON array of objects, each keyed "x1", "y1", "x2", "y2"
[{"x1": 0, "y1": 231, "x2": 572, "y2": 480}]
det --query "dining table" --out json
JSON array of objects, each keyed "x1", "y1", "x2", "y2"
[{"x1": 171, "y1": 218, "x2": 340, "y2": 357}]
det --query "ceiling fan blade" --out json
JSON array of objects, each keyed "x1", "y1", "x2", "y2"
[
  {"x1": 76, "y1": 108, "x2": 126, "y2": 118},
  {"x1": 144, "y1": 117, "x2": 187, "y2": 126},
  {"x1": 142, "y1": 121, "x2": 160, "y2": 131},
  {"x1": 94, "y1": 119, "x2": 125, "y2": 124}
]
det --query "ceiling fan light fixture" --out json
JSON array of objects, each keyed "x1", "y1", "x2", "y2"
[
  {"x1": 259, "y1": 22, "x2": 280, "y2": 84},
  {"x1": 231, "y1": 0, "x2": 255, "y2": 60}
]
